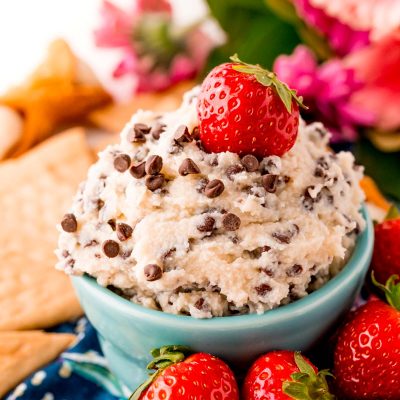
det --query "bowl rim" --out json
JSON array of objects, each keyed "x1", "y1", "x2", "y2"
[{"x1": 72, "y1": 205, "x2": 373, "y2": 329}]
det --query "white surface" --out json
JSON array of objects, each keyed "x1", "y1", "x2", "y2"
[{"x1": 0, "y1": 0, "x2": 213, "y2": 98}]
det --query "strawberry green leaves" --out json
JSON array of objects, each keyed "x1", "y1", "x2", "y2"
[
  {"x1": 372, "y1": 272, "x2": 400, "y2": 311},
  {"x1": 230, "y1": 54, "x2": 306, "y2": 113},
  {"x1": 282, "y1": 352, "x2": 336, "y2": 400},
  {"x1": 385, "y1": 204, "x2": 400, "y2": 221}
]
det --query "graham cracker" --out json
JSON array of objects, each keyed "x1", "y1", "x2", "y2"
[
  {"x1": 0, "y1": 330, "x2": 75, "y2": 397},
  {"x1": 0, "y1": 128, "x2": 93, "y2": 331}
]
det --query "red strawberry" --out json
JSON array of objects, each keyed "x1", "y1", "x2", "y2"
[
  {"x1": 197, "y1": 54, "x2": 305, "y2": 158},
  {"x1": 130, "y1": 345, "x2": 239, "y2": 400},
  {"x1": 334, "y1": 275, "x2": 400, "y2": 399},
  {"x1": 371, "y1": 205, "x2": 400, "y2": 284},
  {"x1": 243, "y1": 350, "x2": 335, "y2": 399}
]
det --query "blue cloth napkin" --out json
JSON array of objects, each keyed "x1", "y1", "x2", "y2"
[{"x1": 5, "y1": 318, "x2": 130, "y2": 400}]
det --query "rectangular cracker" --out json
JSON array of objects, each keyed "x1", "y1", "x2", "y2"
[
  {"x1": 0, "y1": 330, "x2": 75, "y2": 397},
  {"x1": 0, "y1": 128, "x2": 93, "y2": 330}
]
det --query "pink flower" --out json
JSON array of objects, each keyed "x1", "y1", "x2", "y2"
[
  {"x1": 293, "y1": 0, "x2": 370, "y2": 56},
  {"x1": 346, "y1": 29, "x2": 400, "y2": 131},
  {"x1": 94, "y1": 0, "x2": 216, "y2": 93},
  {"x1": 274, "y1": 45, "x2": 375, "y2": 141},
  {"x1": 308, "y1": 0, "x2": 400, "y2": 41}
]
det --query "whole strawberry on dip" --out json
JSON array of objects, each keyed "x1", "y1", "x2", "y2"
[{"x1": 57, "y1": 56, "x2": 365, "y2": 318}]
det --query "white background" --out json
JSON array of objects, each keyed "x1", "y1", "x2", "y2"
[{"x1": 0, "y1": 0, "x2": 211, "y2": 96}]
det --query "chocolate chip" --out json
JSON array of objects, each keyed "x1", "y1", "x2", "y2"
[
  {"x1": 272, "y1": 230, "x2": 295, "y2": 244},
  {"x1": 130, "y1": 162, "x2": 146, "y2": 179},
  {"x1": 179, "y1": 158, "x2": 200, "y2": 176},
  {"x1": 303, "y1": 186, "x2": 321, "y2": 211},
  {"x1": 248, "y1": 246, "x2": 271, "y2": 259},
  {"x1": 226, "y1": 164, "x2": 244, "y2": 180},
  {"x1": 255, "y1": 283, "x2": 272, "y2": 296},
  {"x1": 108, "y1": 219, "x2": 116, "y2": 231},
  {"x1": 192, "y1": 127, "x2": 200, "y2": 140},
  {"x1": 204, "y1": 179, "x2": 224, "y2": 198},
  {"x1": 145, "y1": 174, "x2": 165, "y2": 191},
  {"x1": 120, "y1": 249, "x2": 133, "y2": 259},
  {"x1": 151, "y1": 123, "x2": 166, "y2": 140},
  {"x1": 116, "y1": 223, "x2": 133, "y2": 241},
  {"x1": 144, "y1": 264, "x2": 163, "y2": 281},
  {"x1": 84, "y1": 239, "x2": 98, "y2": 248},
  {"x1": 102, "y1": 240, "x2": 120, "y2": 258},
  {"x1": 113, "y1": 154, "x2": 131, "y2": 172},
  {"x1": 162, "y1": 248, "x2": 176, "y2": 261},
  {"x1": 61, "y1": 213, "x2": 77, "y2": 233},
  {"x1": 197, "y1": 216, "x2": 215, "y2": 232},
  {"x1": 262, "y1": 174, "x2": 279, "y2": 193},
  {"x1": 128, "y1": 123, "x2": 150, "y2": 143},
  {"x1": 97, "y1": 199, "x2": 105, "y2": 211},
  {"x1": 145, "y1": 155, "x2": 163, "y2": 175},
  {"x1": 62, "y1": 250, "x2": 69, "y2": 258},
  {"x1": 209, "y1": 156, "x2": 219, "y2": 167},
  {"x1": 174, "y1": 125, "x2": 192, "y2": 144},
  {"x1": 260, "y1": 158, "x2": 279, "y2": 175},
  {"x1": 222, "y1": 213, "x2": 241, "y2": 231},
  {"x1": 261, "y1": 268, "x2": 274, "y2": 277},
  {"x1": 197, "y1": 178, "x2": 209, "y2": 193},
  {"x1": 241, "y1": 155, "x2": 259, "y2": 172},
  {"x1": 321, "y1": 187, "x2": 334, "y2": 204},
  {"x1": 287, "y1": 264, "x2": 303, "y2": 277},
  {"x1": 194, "y1": 298, "x2": 208, "y2": 310}
]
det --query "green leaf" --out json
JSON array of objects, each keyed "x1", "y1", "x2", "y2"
[
  {"x1": 294, "y1": 352, "x2": 316, "y2": 378},
  {"x1": 205, "y1": 0, "x2": 301, "y2": 71},
  {"x1": 371, "y1": 272, "x2": 400, "y2": 311},
  {"x1": 275, "y1": 81, "x2": 293, "y2": 113},
  {"x1": 283, "y1": 381, "x2": 310, "y2": 400},
  {"x1": 385, "y1": 204, "x2": 400, "y2": 220},
  {"x1": 354, "y1": 138, "x2": 400, "y2": 201}
]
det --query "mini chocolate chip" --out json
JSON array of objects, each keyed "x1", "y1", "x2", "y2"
[
  {"x1": 61, "y1": 213, "x2": 77, "y2": 233},
  {"x1": 261, "y1": 268, "x2": 274, "y2": 277},
  {"x1": 287, "y1": 264, "x2": 303, "y2": 277},
  {"x1": 84, "y1": 239, "x2": 99, "y2": 248},
  {"x1": 204, "y1": 179, "x2": 224, "y2": 198},
  {"x1": 194, "y1": 298, "x2": 208, "y2": 310},
  {"x1": 226, "y1": 164, "x2": 244, "y2": 180},
  {"x1": 255, "y1": 283, "x2": 272, "y2": 296},
  {"x1": 103, "y1": 240, "x2": 120, "y2": 258},
  {"x1": 174, "y1": 125, "x2": 192, "y2": 144},
  {"x1": 241, "y1": 155, "x2": 259, "y2": 172},
  {"x1": 248, "y1": 246, "x2": 271, "y2": 259},
  {"x1": 162, "y1": 248, "x2": 176, "y2": 261},
  {"x1": 197, "y1": 216, "x2": 215, "y2": 232},
  {"x1": 196, "y1": 140, "x2": 206, "y2": 152},
  {"x1": 314, "y1": 167, "x2": 325, "y2": 178},
  {"x1": 130, "y1": 162, "x2": 146, "y2": 179},
  {"x1": 95, "y1": 253, "x2": 101, "y2": 259},
  {"x1": 144, "y1": 264, "x2": 163, "y2": 281},
  {"x1": 62, "y1": 250, "x2": 69, "y2": 258},
  {"x1": 222, "y1": 213, "x2": 241, "y2": 231},
  {"x1": 128, "y1": 123, "x2": 150, "y2": 143},
  {"x1": 145, "y1": 155, "x2": 163, "y2": 175},
  {"x1": 262, "y1": 174, "x2": 279, "y2": 193},
  {"x1": 317, "y1": 156, "x2": 330, "y2": 170},
  {"x1": 116, "y1": 223, "x2": 133, "y2": 241},
  {"x1": 113, "y1": 154, "x2": 131, "y2": 172},
  {"x1": 120, "y1": 249, "x2": 133, "y2": 259},
  {"x1": 108, "y1": 219, "x2": 116, "y2": 231},
  {"x1": 151, "y1": 123, "x2": 166, "y2": 140},
  {"x1": 179, "y1": 158, "x2": 200, "y2": 176},
  {"x1": 315, "y1": 126, "x2": 327, "y2": 137},
  {"x1": 209, "y1": 156, "x2": 219, "y2": 167},
  {"x1": 145, "y1": 174, "x2": 165, "y2": 191},
  {"x1": 97, "y1": 199, "x2": 105, "y2": 211},
  {"x1": 191, "y1": 126, "x2": 200, "y2": 140},
  {"x1": 260, "y1": 158, "x2": 278, "y2": 175},
  {"x1": 321, "y1": 187, "x2": 334, "y2": 204},
  {"x1": 272, "y1": 231, "x2": 292, "y2": 244}
]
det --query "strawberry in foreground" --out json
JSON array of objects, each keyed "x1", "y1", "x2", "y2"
[
  {"x1": 197, "y1": 54, "x2": 305, "y2": 158},
  {"x1": 243, "y1": 350, "x2": 335, "y2": 399},
  {"x1": 130, "y1": 345, "x2": 239, "y2": 400},
  {"x1": 370, "y1": 205, "x2": 400, "y2": 284},
  {"x1": 334, "y1": 274, "x2": 400, "y2": 399}
]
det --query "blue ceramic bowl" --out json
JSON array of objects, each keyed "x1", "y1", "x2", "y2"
[{"x1": 72, "y1": 206, "x2": 373, "y2": 391}]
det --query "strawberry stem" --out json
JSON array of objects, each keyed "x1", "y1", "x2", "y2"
[
  {"x1": 371, "y1": 272, "x2": 400, "y2": 311},
  {"x1": 129, "y1": 345, "x2": 191, "y2": 400},
  {"x1": 282, "y1": 352, "x2": 336, "y2": 400},
  {"x1": 229, "y1": 54, "x2": 307, "y2": 114},
  {"x1": 384, "y1": 204, "x2": 400, "y2": 221}
]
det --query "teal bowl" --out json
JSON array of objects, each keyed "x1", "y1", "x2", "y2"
[{"x1": 72, "y1": 206, "x2": 373, "y2": 391}]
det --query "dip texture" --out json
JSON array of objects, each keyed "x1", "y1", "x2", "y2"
[{"x1": 56, "y1": 88, "x2": 365, "y2": 318}]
